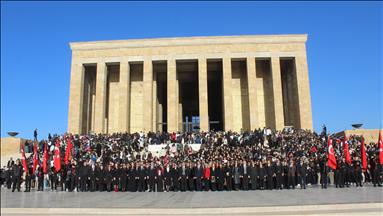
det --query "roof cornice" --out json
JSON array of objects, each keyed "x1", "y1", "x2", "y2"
[{"x1": 69, "y1": 34, "x2": 308, "y2": 51}]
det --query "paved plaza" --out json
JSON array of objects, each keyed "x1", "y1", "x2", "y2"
[{"x1": 1, "y1": 186, "x2": 382, "y2": 215}]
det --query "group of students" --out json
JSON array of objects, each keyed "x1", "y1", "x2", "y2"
[
  {"x1": 3, "y1": 155, "x2": 382, "y2": 193},
  {"x1": 1, "y1": 128, "x2": 382, "y2": 192}
]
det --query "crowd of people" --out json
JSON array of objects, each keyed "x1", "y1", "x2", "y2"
[{"x1": 1, "y1": 127, "x2": 382, "y2": 193}]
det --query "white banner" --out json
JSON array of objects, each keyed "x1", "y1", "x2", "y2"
[{"x1": 148, "y1": 143, "x2": 201, "y2": 157}]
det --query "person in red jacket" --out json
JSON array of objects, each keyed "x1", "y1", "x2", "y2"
[{"x1": 203, "y1": 162, "x2": 211, "y2": 191}]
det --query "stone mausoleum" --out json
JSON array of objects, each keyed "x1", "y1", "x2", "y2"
[{"x1": 67, "y1": 34, "x2": 313, "y2": 134}]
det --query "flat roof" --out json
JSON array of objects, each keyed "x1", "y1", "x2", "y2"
[{"x1": 70, "y1": 34, "x2": 308, "y2": 51}]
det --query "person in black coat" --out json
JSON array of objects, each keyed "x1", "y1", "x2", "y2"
[
  {"x1": 216, "y1": 163, "x2": 224, "y2": 191},
  {"x1": 147, "y1": 163, "x2": 156, "y2": 192},
  {"x1": 156, "y1": 166, "x2": 164, "y2": 192},
  {"x1": 49, "y1": 167, "x2": 57, "y2": 191},
  {"x1": 96, "y1": 165, "x2": 104, "y2": 192},
  {"x1": 137, "y1": 163, "x2": 147, "y2": 192},
  {"x1": 342, "y1": 159, "x2": 350, "y2": 187},
  {"x1": 194, "y1": 162, "x2": 203, "y2": 191},
  {"x1": 224, "y1": 162, "x2": 233, "y2": 191},
  {"x1": 250, "y1": 161, "x2": 258, "y2": 190},
  {"x1": 112, "y1": 164, "x2": 120, "y2": 192},
  {"x1": 178, "y1": 162, "x2": 189, "y2": 192},
  {"x1": 320, "y1": 158, "x2": 328, "y2": 189},
  {"x1": 287, "y1": 161, "x2": 296, "y2": 189},
  {"x1": 265, "y1": 161, "x2": 274, "y2": 190},
  {"x1": 6, "y1": 167, "x2": 12, "y2": 189},
  {"x1": 335, "y1": 160, "x2": 344, "y2": 188},
  {"x1": 164, "y1": 164, "x2": 172, "y2": 192},
  {"x1": 171, "y1": 163, "x2": 180, "y2": 191},
  {"x1": 354, "y1": 161, "x2": 363, "y2": 187},
  {"x1": 24, "y1": 167, "x2": 32, "y2": 192},
  {"x1": 11, "y1": 159, "x2": 22, "y2": 192},
  {"x1": 105, "y1": 165, "x2": 113, "y2": 192},
  {"x1": 79, "y1": 161, "x2": 90, "y2": 192},
  {"x1": 210, "y1": 163, "x2": 217, "y2": 191},
  {"x1": 128, "y1": 164, "x2": 137, "y2": 192},
  {"x1": 89, "y1": 164, "x2": 97, "y2": 192},
  {"x1": 274, "y1": 160, "x2": 283, "y2": 190},
  {"x1": 297, "y1": 159, "x2": 307, "y2": 189},
  {"x1": 36, "y1": 166, "x2": 44, "y2": 191},
  {"x1": 240, "y1": 160, "x2": 249, "y2": 190},
  {"x1": 188, "y1": 162, "x2": 195, "y2": 191},
  {"x1": 257, "y1": 161, "x2": 265, "y2": 190},
  {"x1": 119, "y1": 164, "x2": 128, "y2": 192},
  {"x1": 372, "y1": 158, "x2": 382, "y2": 187},
  {"x1": 75, "y1": 162, "x2": 81, "y2": 192},
  {"x1": 282, "y1": 161, "x2": 289, "y2": 189}
]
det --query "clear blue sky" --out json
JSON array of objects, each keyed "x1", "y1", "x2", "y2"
[{"x1": 1, "y1": 1, "x2": 382, "y2": 139}]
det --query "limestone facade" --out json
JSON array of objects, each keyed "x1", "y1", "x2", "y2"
[{"x1": 68, "y1": 34, "x2": 313, "y2": 134}]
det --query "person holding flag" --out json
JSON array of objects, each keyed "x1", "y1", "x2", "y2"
[
  {"x1": 372, "y1": 132, "x2": 382, "y2": 187},
  {"x1": 343, "y1": 134, "x2": 352, "y2": 165},
  {"x1": 32, "y1": 141, "x2": 39, "y2": 178},
  {"x1": 48, "y1": 138, "x2": 62, "y2": 191},
  {"x1": 378, "y1": 131, "x2": 383, "y2": 165},
  {"x1": 64, "y1": 135, "x2": 73, "y2": 165},
  {"x1": 54, "y1": 138, "x2": 62, "y2": 172},
  {"x1": 353, "y1": 137, "x2": 366, "y2": 187},
  {"x1": 342, "y1": 134, "x2": 352, "y2": 187},
  {"x1": 327, "y1": 136, "x2": 337, "y2": 170},
  {"x1": 361, "y1": 136, "x2": 368, "y2": 171},
  {"x1": 43, "y1": 141, "x2": 49, "y2": 174}
]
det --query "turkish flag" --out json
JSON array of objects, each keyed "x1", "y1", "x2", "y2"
[
  {"x1": 361, "y1": 136, "x2": 367, "y2": 171},
  {"x1": 43, "y1": 141, "x2": 49, "y2": 174},
  {"x1": 343, "y1": 134, "x2": 352, "y2": 165},
  {"x1": 327, "y1": 136, "x2": 337, "y2": 170},
  {"x1": 379, "y1": 131, "x2": 383, "y2": 165},
  {"x1": 21, "y1": 143, "x2": 29, "y2": 174},
  {"x1": 64, "y1": 136, "x2": 73, "y2": 165},
  {"x1": 54, "y1": 139, "x2": 61, "y2": 172},
  {"x1": 32, "y1": 141, "x2": 39, "y2": 174}
]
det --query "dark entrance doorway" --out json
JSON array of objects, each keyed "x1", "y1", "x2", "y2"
[
  {"x1": 207, "y1": 60, "x2": 223, "y2": 131},
  {"x1": 177, "y1": 60, "x2": 200, "y2": 132}
]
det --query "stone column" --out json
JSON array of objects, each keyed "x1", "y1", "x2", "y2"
[
  {"x1": 222, "y1": 57, "x2": 233, "y2": 131},
  {"x1": 271, "y1": 57, "x2": 284, "y2": 130},
  {"x1": 178, "y1": 83, "x2": 182, "y2": 131},
  {"x1": 198, "y1": 57, "x2": 209, "y2": 131},
  {"x1": 167, "y1": 59, "x2": 178, "y2": 132},
  {"x1": 152, "y1": 70, "x2": 157, "y2": 132},
  {"x1": 157, "y1": 82, "x2": 163, "y2": 132},
  {"x1": 246, "y1": 57, "x2": 259, "y2": 130},
  {"x1": 119, "y1": 61, "x2": 130, "y2": 133},
  {"x1": 143, "y1": 59, "x2": 153, "y2": 132},
  {"x1": 68, "y1": 61, "x2": 84, "y2": 134},
  {"x1": 94, "y1": 62, "x2": 107, "y2": 134},
  {"x1": 295, "y1": 52, "x2": 313, "y2": 130}
]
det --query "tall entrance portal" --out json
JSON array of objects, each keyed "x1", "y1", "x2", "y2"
[
  {"x1": 207, "y1": 60, "x2": 223, "y2": 131},
  {"x1": 177, "y1": 60, "x2": 200, "y2": 132}
]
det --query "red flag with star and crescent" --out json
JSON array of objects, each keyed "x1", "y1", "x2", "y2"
[
  {"x1": 43, "y1": 141, "x2": 49, "y2": 174},
  {"x1": 54, "y1": 139, "x2": 61, "y2": 172},
  {"x1": 32, "y1": 141, "x2": 39, "y2": 174},
  {"x1": 327, "y1": 136, "x2": 337, "y2": 170},
  {"x1": 64, "y1": 136, "x2": 73, "y2": 165},
  {"x1": 361, "y1": 136, "x2": 367, "y2": 171},
  {"x1": 21, "y1": 143, "x2": 29, "y2": 174},
  {"x1": 343, "y1": 133, "x2": 352, "y2": 165},
  {"x1": 379, "y1": 131, "x2": 383, "y2": 165}
]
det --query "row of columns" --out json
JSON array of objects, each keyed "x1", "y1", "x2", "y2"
[{"x1": 68, "y1": 55, "x2": 311, "y2": 134}]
